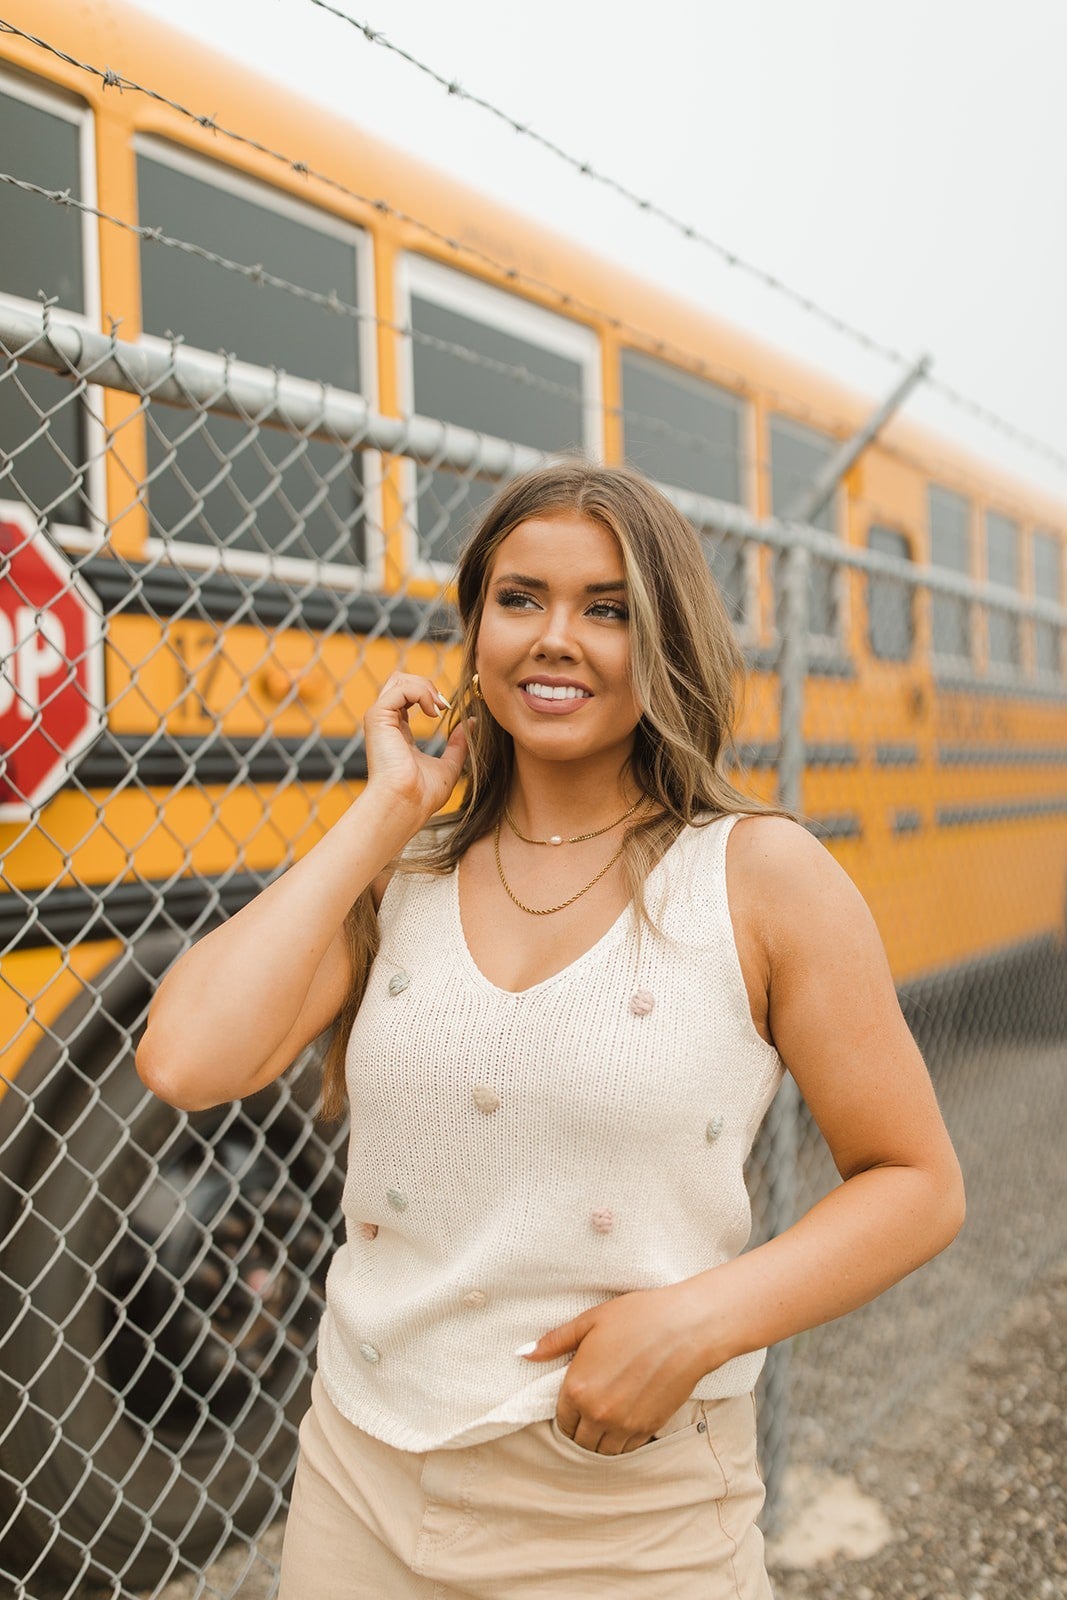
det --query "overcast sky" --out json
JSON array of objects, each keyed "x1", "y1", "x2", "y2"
[{"x1": 125, "y1": 0, "x2": 1067, "y2": 503}]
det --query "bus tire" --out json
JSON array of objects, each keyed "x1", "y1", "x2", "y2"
[{"x1": 0, "y1": 936, "x2": 343, "y2": 1587}]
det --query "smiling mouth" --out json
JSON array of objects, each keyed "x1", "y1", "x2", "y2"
[{"x1": 520, "y1": 682, "x2": 593, "y2": 701}]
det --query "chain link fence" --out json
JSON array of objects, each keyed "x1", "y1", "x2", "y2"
[{"x1": 2, "y1": 307, "x2": 1067, "y2": 1600}]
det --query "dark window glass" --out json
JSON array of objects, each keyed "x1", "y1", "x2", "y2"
[
  {"x1": 137, "y1": 151, "x2": 365, "y2": 567},
  {"x1": 621, "y1": 350, "x2": 747, "y2": 622},
  {"x1": 770, "y1": 417, "x2": 840, "y2": 640},
  {"x1": 409, "y1": 291, "x2": 586, "y2": 566},
  {"x1": 986, "y1": 512, "x2": 1018, "y2": 588},
  {"x1": 0, "y1": 366, "x2": 90, "y2": 527},
  {"x1": 0, "y1": 86, "x2": 84, "y2": 311},
  {"x1": 621, "y1": 352, "x2": 743, "y2": 503},
  {"x1": 1033, "y1": 530, "x2": 1062, "y2": 676},
  {"x1": 1034, "y1": 531, "x2": 1061, "y2": 600},
  {"x1": 868, "y1": 526, "x2": 913, "y2": 661},
  {"x1": 929, "y1": 485, "x2": 971, "y2": 661},
  {"x1": 0, "y1": 83, "x2": 88, "y2": 526},
  {"x1": 986, "y1": 511, "x2": 1020, "y2": 668}
]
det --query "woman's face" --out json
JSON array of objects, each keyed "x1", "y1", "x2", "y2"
[{"x1": 475, "y1": 511, "x2": 643, "y2": 769}]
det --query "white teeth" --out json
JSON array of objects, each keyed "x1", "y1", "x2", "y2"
[{"x1": 524, "y1": 683, "x2": 590, "y2": 700}]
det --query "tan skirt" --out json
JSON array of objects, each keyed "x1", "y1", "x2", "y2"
[{"x1": 278, "y1": 1373, "x2": 772, "y2": 1599}]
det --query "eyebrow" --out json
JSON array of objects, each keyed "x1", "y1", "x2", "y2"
[{"x1": 493, "y1": 572, "x2": 628, "y2": 594}]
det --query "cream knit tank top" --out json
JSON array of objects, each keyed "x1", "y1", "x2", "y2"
[{"x1": 316, "y1": 812, "x2": 783, "y2": 1451}]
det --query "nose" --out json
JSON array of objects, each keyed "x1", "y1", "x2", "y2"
[{"x1": 533, "y1": 603, "x2": 582, "y2": 660}]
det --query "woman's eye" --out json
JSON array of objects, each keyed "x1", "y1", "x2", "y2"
[{"x1": 493, "y1": 589, "x2": 627, "y2": 620}]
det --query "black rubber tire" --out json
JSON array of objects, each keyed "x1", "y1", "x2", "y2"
[{"x1": 0, "y1": 969, "x2": 343, "y2": 1589}]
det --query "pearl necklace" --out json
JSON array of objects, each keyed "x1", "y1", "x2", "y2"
[{"x1": 502, "y1": 794, "x2": 645, "y2": 847}]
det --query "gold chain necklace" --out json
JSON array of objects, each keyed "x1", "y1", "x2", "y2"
[
  {"x1": 494, "y1": 814, "x2": 636, "y2": 916},
  {"x1": 503, "y1": 794, "x2": 644, "y2": 847}
]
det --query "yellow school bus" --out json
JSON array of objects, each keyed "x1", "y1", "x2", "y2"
[{"x1": 1, "y1": 0, "x2": 1065, "y2": 1583}]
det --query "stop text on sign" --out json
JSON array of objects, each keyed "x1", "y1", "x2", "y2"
[
  {"x1": 0, "y1": 606, "x2": 68, "y2": 721},
  {"x1": 0, "y1": 503, "x2": 105, "y2": 821}
]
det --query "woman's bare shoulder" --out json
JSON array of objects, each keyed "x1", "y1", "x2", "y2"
[
  {"x1": 725, "y1": 813, "x2": 867, "y2": 940},
  {"x1": 725, "y1": 812, "x2": 828, "y2": 879}
]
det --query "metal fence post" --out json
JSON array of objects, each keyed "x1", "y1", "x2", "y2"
[{"x1": 758, "y1": 536, "x2": 809, "y2": 1531}]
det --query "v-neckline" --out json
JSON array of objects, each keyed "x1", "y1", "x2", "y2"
[{"x1": 450, "y1": 824, "x2": 691, "y2": 998}]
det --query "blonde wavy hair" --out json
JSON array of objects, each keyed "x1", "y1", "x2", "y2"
[{"x1": 318, "y1": 460, "x2": 776, "y2": 1119}]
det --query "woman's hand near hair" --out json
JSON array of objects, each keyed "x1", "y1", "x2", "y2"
[
  {"x1": 137, "y1": 675, "x2": 466, "y2": 1113},
  {"x1": 363, "y1": 672, "x2": 468, "y2": 820}
]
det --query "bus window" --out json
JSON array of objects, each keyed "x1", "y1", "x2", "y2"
[
  {"x1": 928, "y1": 484, "x2": 972, "y2": 665},
  {"x1": 0, "y1": 72, "x2": 95, "y2": 529},
  {"x1": 620, "y1": 350, "x2": 749, "y2": 626},
  {"x1": 401, "y1": 256, "x2": 600, "y2": 570},
  {"x1": 136, "y1": 142, "x2": 370, "y2": 576},
  {"x1": 867, "y1": 526, "x2": 914, "y2": 661},
  {"x1": 770, "y1": 415, "x2": 843, "y2": 648},
  {"x1": 985, "y1": 511, "x2": 1021, "y2": 670},
  {"x1": 1033, "y1": 530, "x2": 1063, "y2": 678}
]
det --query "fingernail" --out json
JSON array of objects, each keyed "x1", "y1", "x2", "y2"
[
  {"x1": 435, "y1": 692, "x2": 451, "y2": 711},
  {"x1": 514, "y1": 1341, "x2": 538, "y2": 1357}
]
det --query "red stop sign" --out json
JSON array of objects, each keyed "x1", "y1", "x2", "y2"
[{"x1": 0, "y1": 502, "x2": 105, "y2": 821}]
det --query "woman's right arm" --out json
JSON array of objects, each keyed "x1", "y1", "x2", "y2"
[{"x1": 135, "y1": 674, "x2": 467, "y2": 1112}]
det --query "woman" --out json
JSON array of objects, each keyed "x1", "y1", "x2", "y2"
[{"x1": 137, "y1": 461, "x2": 965, "y2": 1599}]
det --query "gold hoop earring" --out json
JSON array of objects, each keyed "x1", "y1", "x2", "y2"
[{"x1": 471, "y1": 672, "x2": 483, "y2": 701}]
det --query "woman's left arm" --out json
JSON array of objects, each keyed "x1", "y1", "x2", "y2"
[
  {"x1": 686, "y1": 814, "x2": 966, "y2": 1359},
  {"x1": 523, "y1": 817, "x2": 965, "y2": 1453}
]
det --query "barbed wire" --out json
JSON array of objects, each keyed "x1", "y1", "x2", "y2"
[
  {"x1": 304, "y1": 0, "x2": 909, "y2": 369},
  {"x1": 2, "y1": 16, "x2": 1065, "y2": 486},
  {"x1": 0, "y1": 170, "x2": 762, "y2": 478},
  {"x1": 922, "y1": 379, "x2": 1067, "y2": 473},
  {"x1": 0, "y1": 169, "x2": 603, "y2": 412},
  {"x1": 0, "y1": 18, "x2": 759, "y2": 407},
  {"x1": 301, "y1": 0, "x2": 1067, "y2": 480},
  {"x1": 1, "y1": 172, "x2": 1055, "y2": 523},
  {"x1": 0, "y1": 15, "x2": 940, "y2": 465}
]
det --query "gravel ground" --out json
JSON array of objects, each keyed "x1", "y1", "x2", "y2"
[
  {"x1": 780, "y1": 1036, "x2": 1067, "y2": 1473},
  {"x1": 768, "y1": 1254, "x2": 1067, "y2": 1600}
]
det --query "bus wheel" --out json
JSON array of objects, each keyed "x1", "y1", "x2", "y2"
[{"x1": 0, "y1": 1004, "x2": 343, "y2": 1588}]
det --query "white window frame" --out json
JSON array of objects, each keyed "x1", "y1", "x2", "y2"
[
  {"x1": 618, "y1": 347, "x2": 757, "y2": 640},
  {"x1": 135, "y1": 136, "x2": 382, "y2": 591},
  {"x1": 398, "y1": 253, "x2": 603, "y2": 584},
  {"x1": 0, "y1": 66, "x2": 107, "y2": 554},
  {"x1": 769, "y1": 413, "x2": 847, "y2": 655}
]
